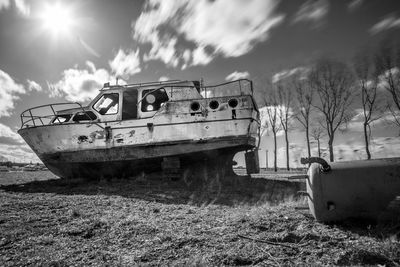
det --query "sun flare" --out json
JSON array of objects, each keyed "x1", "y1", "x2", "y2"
[{"x1": 40, "y1": 3, "x2": 73, "y2": 37}]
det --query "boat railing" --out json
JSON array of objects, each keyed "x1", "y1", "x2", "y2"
[
  {"x1": 200, "y1": 79, "x2": 253, "y2": 98},
  {"x1": 20, "y1": 102, "x2": 86, "y2": 129}
]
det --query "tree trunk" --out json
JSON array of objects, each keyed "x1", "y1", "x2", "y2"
[
  {"x1": 363, "y1": 122, "x2": 371, "y2": 160},
  {"x1": 328, "y1": 137, "x2": 334, "y2": 162},
  {"x1": 273, "y1": 132, "x2": 277, "y2": 172},
  {"x1": 306, "y1": 126, "x2": 311, "y2": 159},
  {"x1": 317, "y1": 139, "x2": 321, "y2": 158},
  {"x1": 285, "y1": 130, "x2": 289, "y2": 170}
]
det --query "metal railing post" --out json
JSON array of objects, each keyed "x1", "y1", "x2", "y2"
[
  {"x1": 49, "y1": 105, "x2": 61, "y2": 124},
  {"x1": 28, "y1": 110, "x2": 36, "y2": 127}
]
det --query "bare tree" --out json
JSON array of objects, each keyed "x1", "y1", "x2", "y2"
[
  {"x1": 309, "y1": 57, "x2": 355, "y2": 162},
  {"x1": 276, "y1": 82, "x2": 293, "y2": 170},
  {"x1": 263, "y1": 90, "x2": 281, "y2": 172},
  {"x1": 374, "y1": 38, "x2": 400, "y2": 129},
  {"x1": 292, "y1": 73, "x2": 314, "y2": 159},
  {"x1": 310, "y1": 126, "x2": 325, "y2": 158},
  {"x1": 353, "y1": 48, "x2": 382, "y2": 159}
]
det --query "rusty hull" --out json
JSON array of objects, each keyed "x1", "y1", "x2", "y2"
[{"x1": 39, "y1": 136, "x2": 256, "y2": 179}]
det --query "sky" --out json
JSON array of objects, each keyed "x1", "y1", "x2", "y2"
[{"x1": 0, "y1": 0, "x2": 400, "y2": 166}]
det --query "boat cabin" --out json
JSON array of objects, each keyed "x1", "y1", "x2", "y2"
[{"x1": 52, "y1": 80, "x2": 202, "y2": 124}]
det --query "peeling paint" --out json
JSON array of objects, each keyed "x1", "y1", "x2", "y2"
[
  {"x1": 90, "y1": 130, "x2": 105, "y2": 140},
  {"x1": 114, "y1": 133, "x2": 123, "y2": 139}
]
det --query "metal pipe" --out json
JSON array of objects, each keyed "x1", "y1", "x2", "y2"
[{"x1": 300, "y1": 157, "x2": 331, "y2": 172}]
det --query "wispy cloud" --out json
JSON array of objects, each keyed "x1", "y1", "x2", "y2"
[
  {"x1": 109, "y1": 48, "x2": 141, "y2": 79},
  {"x1": 370, "y1": 15, "x2": 400, "y2": 34},
  {"x1": 26, "y1": 79, "x2": 42, "y2": 92},
  {"x1": 347, "y1": 0, "x2": 363, "y2": 11},
  {"x1": 48, "y1": 61, "x2": 112, "y2": 102},
  {"x1": 143, "y1": 37, "x2": 180, "y2": 68},
  {"x1": 133, "y1": 0, "x2": 284, "y2": 68},
  {"x1": 0, "y1": 69, "x2": 25, "y2": 117},
  {"x1": 293, "y1": 0, "x2": 329, "y2": 23},
  {"x1": 225, "y1": 71, "x2": 250, "y2": 81},
  {"x1": 272, "y1": 67, "x2": 309, "y2": 83}
]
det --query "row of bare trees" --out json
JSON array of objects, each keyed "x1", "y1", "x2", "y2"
[{"x1": 262, "y1": 38, "x2": 400, "y2": 171}]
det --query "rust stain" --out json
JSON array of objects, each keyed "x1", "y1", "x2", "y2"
[
  {"x1": 129, "y1": 130, "x2": 135, "y2": 137},
  {"x1": 77, "y1": 135, "x2": 89, "y2": 144}
]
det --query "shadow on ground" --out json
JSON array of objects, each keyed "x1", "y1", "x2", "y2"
[{"x1": 0, "y1": 173, "x2": 306, "y2": 206}]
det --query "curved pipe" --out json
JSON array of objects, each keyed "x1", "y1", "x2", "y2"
[{"x1": 301, "y1": 157, "x2": 331, "y2": 172}]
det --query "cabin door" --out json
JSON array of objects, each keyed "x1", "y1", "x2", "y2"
[{"x1": 122, "y1": 90, "x2": 138, "y2": 120}]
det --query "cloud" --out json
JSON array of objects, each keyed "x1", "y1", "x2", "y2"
[
  {"x1": 159, "y1": 76, "x2": 169, "y2": 81},
  {"x1": 259, "y1": 106, "x2": 284, "y2": 137},
  {"x1": 26, "y1": 79, "x2": 42, "y2": 92},
  {"x1": 0, "y1": 0, "x2": 30, "y2": 16},
  {"x1": 0, "y1": 143, "x2": 40, "y2": 163},
  {"x1": 347, "y1": 0, "x2": 363, "y2": 11},
  {"x1": 143, "y1": 37, "x2": 180, "y2": 68},
  {"x1": 293, "y1": 0, "x2": 329, "y2": 23},
  {"x1": 272, "y1": 67, "x2": 309, "y2": 83},
  {"x1": 370, "y1": 15, "x2": 400, "y2": 34},
  {"x1": 133, "y1": 0, "x2": 284, "y2": 68},
  {"x1": 109, "y1": 48, "x2": 141, "y2": 79},
  {"x1": 48, "y1": 61, "x2": 111, "y2": 102},
  {"x1": 225, "y1": 71, "x2": 250, "y2": 81},
  {"x1": 266, "y1": 135, "x2": 400, "y2": 168},
  {"x1": 0, "y1": 123, "x2": 24, "y2": 145},
  {"x1": 333, "y1": 137, "x2": 400, "y2": 161},
  {"x1": 191, "y1": 46, "x2": 213, "y2": 66},
  {"x1": 377, "y1": 67, "x2": 399, "y2": 90},
  {"x1": 0, "y1": 69, "x2": 25, "y2": 117}
]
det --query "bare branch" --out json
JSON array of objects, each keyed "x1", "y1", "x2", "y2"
[{"x1": 309, "y1": 57, "x2": 355, "y2": 162}]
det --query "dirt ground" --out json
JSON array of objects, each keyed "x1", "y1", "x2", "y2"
[{"x1": 0, "y1": 171, "x2": 399, "y2": 266}]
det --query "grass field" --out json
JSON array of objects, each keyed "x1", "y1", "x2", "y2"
[{"x1": 0, "y1": 171, "x2": 399, "y2": 266}]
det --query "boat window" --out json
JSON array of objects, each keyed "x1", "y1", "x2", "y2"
[
  {"x1": 141, "y1": 88, "x2": 168, "y2": 112},
  {"x1": 72, "y1": 111, "x2": 97, "y2": 122},
  {"x1": 93, "y1": 93, "x2": 119, "y2": 115},
  {"x1": 122, "y1": 90, "x2": 138, "y2": 120},
  {"x1": 51, "y1": 114, "x2": 72, "y2": 124}
]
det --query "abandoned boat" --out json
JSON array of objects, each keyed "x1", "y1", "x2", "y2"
[{"x1": 18, "y1": 79, "x2": 260, "y2": 179}]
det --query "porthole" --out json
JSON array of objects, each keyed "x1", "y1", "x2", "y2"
[
  {"x1": 190, "y1": 101, "x2": 200, "y2": 111},
  {"x1": 209, "y1": 100, "x2": 219, "y2": 110},
  {"x1": 228, "y1": 98, "x2": 238, "y2": 108}
]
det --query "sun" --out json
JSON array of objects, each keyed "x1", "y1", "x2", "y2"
[{"x1": 40, "y1": 3, "x2": 73, "y2": 37}]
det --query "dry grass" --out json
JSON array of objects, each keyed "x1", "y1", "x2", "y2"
[{"x1": 0, "y1": 171, "x2": 399, "y2": 266}]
